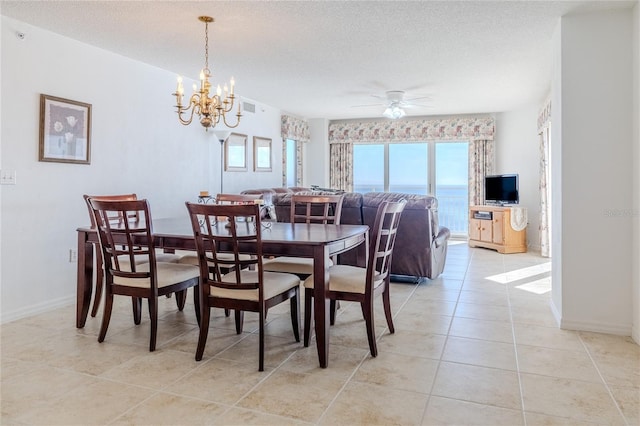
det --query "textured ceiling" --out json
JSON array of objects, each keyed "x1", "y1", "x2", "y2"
[{"x1": 1, "y1": 0, "x2": 635, "y2": 120}]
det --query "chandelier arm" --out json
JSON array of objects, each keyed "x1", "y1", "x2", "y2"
[
  {"x1": 221, "y1": 112, "x2": 242, "y2": 128},
  {"x1": 176, "y1": 106, "x2": 196, "y2": 126}
]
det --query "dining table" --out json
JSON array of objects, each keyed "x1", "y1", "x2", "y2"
[{"x1": 76, "y1": 217, "x2": 368, "y2": 368}]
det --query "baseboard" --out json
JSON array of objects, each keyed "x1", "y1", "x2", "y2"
[
  {"x1": 549, "y1": 299, "x2": 562, "y2": 327},
  {"x1": 560, "y1": 317, "x2": 632, "y2": 336},
  {"x1": 632, "y1": 324, "x2": 640, "y2": 345},
  {"x1": 1, "y1": 295, "x2": 75, "y2": 324}
]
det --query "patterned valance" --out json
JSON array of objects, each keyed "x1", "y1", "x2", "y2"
[
  {"x1": 328, "y1": 116, "x2": 495, "y2": 143},
  {"x1": 281, "y1": 115, "x2": 310, "y2": 143},
  {"x1": 537, "y1": 98, "x2": 551, "y2": 133}
]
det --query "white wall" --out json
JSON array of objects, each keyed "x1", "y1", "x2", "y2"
[
  {"x1": 552, "y1": 9, "x2": 634, "y2": 335},
  {"x1": 0, "y1": 17, "x2": 283, "y2": 322},
  {"x1": 307, "y1": 118, "x2": 330, "y2": 187},
  {"x1": 494, "y1": 104, "x2": 541, "y2": 250}
]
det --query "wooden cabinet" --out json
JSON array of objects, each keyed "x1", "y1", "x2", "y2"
[{"x1": 468, "y1": 205, "x2": 527, "y2": 253}]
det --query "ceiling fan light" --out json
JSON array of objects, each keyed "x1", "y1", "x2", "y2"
[{"x1": 383, "y1": 105, "x2": 405, "y2": 119}]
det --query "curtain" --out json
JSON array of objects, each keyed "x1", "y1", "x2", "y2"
[
  {"x1": 281, "y1": 115, "x2": 309, "y2": 186},
  {"x1": 538, "y1": 100, "x2": 552, "y2": 257},
  {"x1": 328, "y1": 116, "x2": 495, "y2": 195},
  {"x1": 468, "y1": 139, "x2": 495, "y2": 206},
  {"x1": 329, "y1": 143, "x2": 353, "y2": 192}
]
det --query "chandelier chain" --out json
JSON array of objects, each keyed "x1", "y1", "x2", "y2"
[{"x1": 204, "y1": 21, "x2": 209, "y2": 71}]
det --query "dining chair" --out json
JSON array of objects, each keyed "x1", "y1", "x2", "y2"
[
  {"x1": 185, "y1": 202, "x2": 300, "y2": 371},
  {"x1": 263, "y1": 193, "x2": 345, "y2": 278},
  {"x1": 302, "y1": 199, "x2": 406, "y2": 357},
  {"x1": 89, "y1": 198, "x2": 200, "y2": 351},
  {"x1": 83, "y1": 194, "x2": 182, "y2": 318}
]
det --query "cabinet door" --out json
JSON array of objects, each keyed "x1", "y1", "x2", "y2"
[
  {"x1": 469, "y1": 218, "x2": 482, "y2": 241},
  {"x1": 492, "y1": 211, "x2": 504, "y2": 244}
]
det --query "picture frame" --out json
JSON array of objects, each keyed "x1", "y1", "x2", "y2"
[
  {"x1": 39, "y1": 94, "x2": 92, "y2": 164},
  {"x1": 225, "y1": 132, "x2": 248, "y2": 171},
  {"x1": 253, "y1": 136, "x2": 272, "y2": 172}
]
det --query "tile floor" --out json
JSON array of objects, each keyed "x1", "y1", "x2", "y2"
[{"x1": 1, "y1": 242, "x2": 639, "y2": 425}]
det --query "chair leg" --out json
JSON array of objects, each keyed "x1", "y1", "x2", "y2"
[
  {"x1": 235, "y1": 310, "x2": 244, "y2": 334},
  {"x1": 148, "y1": 297, "x2": 158, "y2": 352},
  {"x1": 258, "y1": 309, "x2": 265, "y2": 372},
  {"x1": 330, "y1": 299, "x2": 337, "y2": 325},
  {"x1": 195, "y1": 305, "x2": 211, "y2": 361},
  {"x1": 193, "y1": 286, "x2": 201, "y2": 327},
  {"x1": 224, "y1": 308, "x2": 230, "y2": 317},
  {"x1": 303, "y1": 289, "x2": 313, "y2": 347},
  {"x1": 132, "y1": 297, "x2": 142, "y2": 324},
  {"x1": 290, "y1": 289, "x2": 300, "y2": 342},
  {"x1": 382, "y1": 284, "x2": 395, "y2": 334},
  {"x1": 98, "y1": 292, "x2": 114, "y2": 343},
  {"x1": 175, "y1": 289, "x2": 187, "y2": 311},
  {"x1": 91, "y1": 260, "x2": 104, "y2": 317},
  {"x1": 362, "y1": 300, "x2": 378, "y2": 357}
]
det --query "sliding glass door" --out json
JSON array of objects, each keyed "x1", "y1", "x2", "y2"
[{"x1": 353, "y1": 141, "x2": 468, "y2": 237}]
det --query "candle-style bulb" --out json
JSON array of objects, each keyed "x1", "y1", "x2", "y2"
[{"x1": 216, "y1": 85, "x2": 222, "y2": 96}]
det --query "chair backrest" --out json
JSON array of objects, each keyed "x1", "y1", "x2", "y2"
[
  {"x1": 289, "y1": 193, "x2": 345, "y2": 224},
  {"x1": 83, "y1": 193, "x2": 138, "y2": 228},
  {"x1": 365, "y1": 200, "x2": 407, "y2": 294},
  {"x1": 215, "y1": 193, "x2": 263, "y2": 205},
  {"x1": 89, "y1": 198, "x2": 158, "y2": 287},
  {"x1": 185, "y1": 202, "x2": 264, "y2": 295}
]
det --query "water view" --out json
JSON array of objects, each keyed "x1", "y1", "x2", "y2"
[{"x1": 354, "y1": 184, "x2": 468, "y2": 236}]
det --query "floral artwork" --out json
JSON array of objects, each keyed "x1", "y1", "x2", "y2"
[{"x1": 39, "y1": 94, "x2": 92, "y2": 164}]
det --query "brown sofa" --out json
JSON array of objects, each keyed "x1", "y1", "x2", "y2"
[{"x1": 241, "y1": 187, "x2": 450, "y2": 281}]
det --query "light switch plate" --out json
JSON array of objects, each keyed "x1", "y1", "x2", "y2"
[{"x1": 0, "y1": 170, "x2": 17, "y2": 185}]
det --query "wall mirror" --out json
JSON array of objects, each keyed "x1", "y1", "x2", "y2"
[
  {"x1": 225, "y1": 133, "x2": 247, "y2": 171},
  {"x1": 253, "y1": 136, "x2": 272, "y2": 172}
]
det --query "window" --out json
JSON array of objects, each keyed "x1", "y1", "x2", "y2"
[
  {"x1": 285, "y1": 139, "x2": 297, "y2": 187},
  {"x1": 353, "y1": 141, "x2": 469, "y2": 237}
]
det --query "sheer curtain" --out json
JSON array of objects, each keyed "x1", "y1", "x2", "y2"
[
  {"x1": 281, "y1": 115, "x2": 309, "y2": 187},
  {"x1": 328, "y1": 116, "x2": 495, "y2": 194},
  {"x1": 538, "y1": 101, "x2": 552, "y2": 257}
]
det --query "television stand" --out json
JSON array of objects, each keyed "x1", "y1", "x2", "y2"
[{"x1": 468, "y1": 205, "x2": 527, "y2": 253}]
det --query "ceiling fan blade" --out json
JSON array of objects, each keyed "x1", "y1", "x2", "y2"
[
  {"x1": 404, "y1": 95, "x2": 432, "y2": 102},
  {"x1": 351, "y1": 103, "x2": 384, "y2": 108}
]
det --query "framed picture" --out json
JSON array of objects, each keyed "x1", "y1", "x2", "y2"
[
  {"x1": 39, "y1": 94, "x2": 92, "y2": 164},
  {"x1": 253, "y1": 136, "x2": 272, "y2": 172},
  {"x1": 225, "y1": 132, "x2": 247, "y2": 171}
]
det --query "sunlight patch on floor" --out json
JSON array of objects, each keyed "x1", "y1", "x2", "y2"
[{"x1": 485, "y1": 262, "x2": 552, "y2": 284}]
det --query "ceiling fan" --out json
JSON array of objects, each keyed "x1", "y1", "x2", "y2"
[{"x1": 351, "y1": 90, "x2": 432, "y2": 119}]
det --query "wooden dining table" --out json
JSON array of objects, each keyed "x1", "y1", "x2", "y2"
[{"x1": 76, "y1": 217, "x2": 368, "y2": 368}]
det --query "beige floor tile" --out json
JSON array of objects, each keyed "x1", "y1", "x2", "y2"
[
  {"x1": 422, "y1": 396, "x2": 524, "y2": 425},
  {"x1": 99, "y1": 349, "x2": 200, "y2": 390},
  {"x1": 377, "y1": 329, "x2": 447, "y2": 360},
  {"x1": 214, "y1": 332, "x2": 301, "y2": 369},
  {"x1": 110, "y1": 391, "x2": 227, "y2": 425},
  {"x1": 513, "y1": 323, "x2": 584, "y2": 351},
  {"x1": 454, "y1": 301, "x2": 511, "y2": 322},
  {"x1": 103, "y1": 318, "x2": 197, "y2": 349},
  {"x1": 416, "y1": 276, "x2": 464, "y2": 290},
  {"x1": 516, "y1": 345, "x2": 602, "y2": 383},
  {"x1": 215, "y1": 407, "x2": 310, "y2": 425},
  {"x1": 279, "y1": 343, "x2": 367, "y2": 378},
  {"x1": 392, "y1": 311, "x2": 453, "y2": 335},
  {"x1": 524, "y1": 411, "x2": 603, "y2": 425},
  {"x1": 520, "y1": 373, "x2": 626, "y2": 424},
  {"x1": 590, "y1": 352, "x2": 640, "y2": 389},
  {"x1": 510, "y1": 302, "x2": 558, "y2": 327},
  {"x1": 352, "y1": 351, "x2": 439, "y2": 394},
  {"x1": 320, "y1": 380, "x2": 428, "y2": 425},
  {"x1": 18, "y1": 379, "x2": 155, "y2": 425},
  {"x1": 163, "y1": 325, "x2": 248, "y2": 358},
  {"x1": 580, "y1": 331, "x2": 640, "y2": 360},
  {"x1": 411, "y1": 286, "x2": 460, "y2": 302},
  {"x1": 1, "y1": 365, "x2": 97, "y2": 421},
  {"x1": 442, "y1": 336, "x2": 517, "y2": 370},
  {"x1": 237, "y1": 369, "x2": 345, "y2": 422},
  {"x1": 402, "y1": 298, "x2": 457, "y2": 316},
  {"x1": 431, "y1": 362, "x2": 521, "y2": 410},
  {"x1": 609, "y1": 385, "x2": 640, "y2": 425},
  {"x1": 458, "y1": 288, "x2": 509, "y2": 307},
  {"x1": 449, "y1": 316, "x2": 514, "y2": 343},
  {"x1": 165, "y1": 357, "x2": 271, "y2": 405}
]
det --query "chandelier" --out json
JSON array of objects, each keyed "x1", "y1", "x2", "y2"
[{"x1": 173, "y1": 16, "x2": 241, "y2": 130}]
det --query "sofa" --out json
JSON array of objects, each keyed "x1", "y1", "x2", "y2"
[{"x1": 240, "y1": 187, "x2": 450, "y2": 281}]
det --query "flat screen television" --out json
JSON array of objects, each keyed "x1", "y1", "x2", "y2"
[{"x1": 485, "y1": 174, "x2": 519, "y2": 205}]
